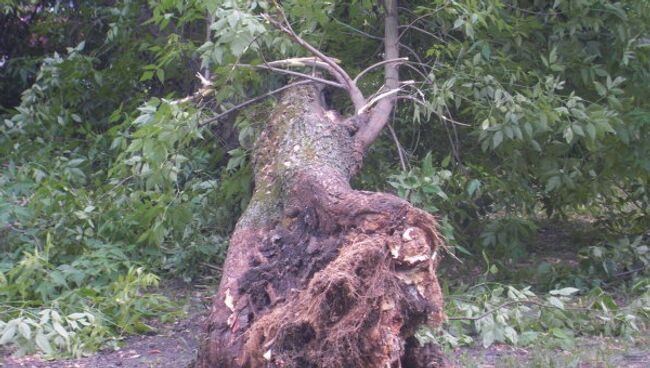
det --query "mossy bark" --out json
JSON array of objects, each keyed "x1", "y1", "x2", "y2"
[{"x1": 196, "y1": 84, "x2": 447, "y2": 368}]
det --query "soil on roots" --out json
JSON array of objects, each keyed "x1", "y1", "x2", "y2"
[{"x1": 235, "y1": 196, "x2": 448, "y2": 367}]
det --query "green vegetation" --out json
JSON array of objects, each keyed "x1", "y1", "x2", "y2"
[{"x1": 1, "y1": 0, "x2": 648, "y2": 360}]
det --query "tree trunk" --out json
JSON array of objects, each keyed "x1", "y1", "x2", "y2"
[{"x1": 196, "y1": 83, "x2": 447, "y2": 367}]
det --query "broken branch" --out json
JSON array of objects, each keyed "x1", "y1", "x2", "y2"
[{"x1": 199, "y1": 79, "x2": 314, "y2": 127}]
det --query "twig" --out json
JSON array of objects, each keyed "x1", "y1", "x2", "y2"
[
  {"x1": 263, "y1": 56, "x2": 341, "y2": 69},
  {"x1": 447, "y1": 300, "x2": 596, "y2": 321},
  {"x1": 332, "y1": 17, "x2": 383, "y2": 41},
  {"x1": 438, "y1": 113, "x2": 470, "y2": 126},
  {"x1": 199, "y1": 80, "x2": 313, "y2": 127},
  {"x1": 170, "y1": 74, "x2": 215, "y2": 105},
  {"x1": 4, "y1": 223, "x2": 42, "y2": 251},
  {"x1": 203, "y1": 11, "x2": 214, "y2": 78},
  {"x1": 613, "y1": 266, "x2": 647, "y2": 278},
  {"x1": 399, "y1": 42, "x2": 426, "y2": 67},
  {"x1": 401, "y1": 62, "x2": 433, "y2": 84},
  {"x1": 399, "y1": 24, "x2": 446, "y2": 44},
  {"x1": 359, "y1": 87, "x2": 402, "y2": 113},
  {"x1": 388, "y1": 121, "x2": 408, "y2": 171},
  {"x1": 353, "y1": 57, "x2": 409, "y2": 83},
  {"x1": 236, "y1": 63, "x2": 345, "y2": 89}
]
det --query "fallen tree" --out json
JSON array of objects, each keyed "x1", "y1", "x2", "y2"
[{"x1": 196, "y1": 2, "x2": 448, "y2": 367}]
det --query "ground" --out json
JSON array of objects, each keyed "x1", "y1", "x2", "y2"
[
  {"x1": 2, "y1": 221, "x2": 648, "y2": 367},
  {"x1": 2, "y1": 290, "x2": 649, "y2": 368},
  {"x1": 3, "y1": 298, "x2": 648, "y2": 368},
  {"x1": 451, "y1": 335, "x2": 650, "y2": 368}
]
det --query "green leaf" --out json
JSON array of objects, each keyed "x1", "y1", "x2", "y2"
[
  {"x1": 545, "y1": 176, "x2": 561, "y2": 192},
  {"x1": 18, "y1": 321, "x2": 31, "y2": 340},
  {"x1": 585, "y1": 123, "x2": 596, "y2": 140},
  {"x1": 0, "y1": 323, "x2": 16, "y2": 344},
  {"x1": 467, "y1": 179, "x2": 481, "y2": 196},
  {"x1": 550, "y1": 287, "x2": 579, "y2": 296},
  {"x1": 563, "y1": 127, "x2": 574, "y2": 143},
  {"x1": 156, "y1": 69, "x2": 165, "y2": 83},
  {"x1": 230, "y1": 34, "x2": 251, "y2": 56},
  {"x1": 482, "y1": 329, "x2": 495, "y2": 348},
  {"x1": 594, "y1": 81, "x2": 607, "y2": 96},
  {"x1": 140, "y1": 71, "x2": 154, "y2": 81},
  {"x1": 35, "y1": 331, "x2": 53, "y2": 354},
  {"x1": 492, "y1": 131, "x2": 503, "y2": 148},
  {"x1": 547, "y1": 296, "x2": 565, "y2": 309},
  {"x1": 52, "y1": 321, "x2": 68, "y2": 338}
]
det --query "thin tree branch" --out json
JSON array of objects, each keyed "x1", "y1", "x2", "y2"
[
  {"x1": 332, "y1": 17, "x2": 384, "y2": 41},
  {"x1": 236, "y1": 64, "x2": 345, "y2": 89},
  {"x1": 359, "y1": 88, "x2": 400, "y2": 114},
  {"x1": 263, "y1": 11, "x2": 366, "y2": 111},
  {"x1": 399, "y1": 24, "x2": 446, "y2": 44},
  {"x1": 199, "y1": 80, "x2": 314, "y2": 127},
  {"x1": 388, "y1": 122, "x2": 408, "y2": 171},
  {"x1": 359, "y1": 82, "x2": 414, "y2": 113},
  {"x1": 402, "y1": 62, "x2": 433, "y2": 84},
  {"x1": 355, "y1": 0, "x2": 402, "y2": 150},
  {"x1": 399, "y1": 42, "x2": 426, "y2": 67},
  {"x1": 263, "y1": 56, "x2": 341, "y2": 71},
  {"x1": 353, "y1": 57, "x2": 409, "y2": 83},
  {"x1": 447, "y1": 299, "x2": 596, "y2": 321}
]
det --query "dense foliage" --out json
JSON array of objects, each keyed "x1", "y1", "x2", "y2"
[{"x1": 1, "y1": 0, "x2": 648, "y2": 358}]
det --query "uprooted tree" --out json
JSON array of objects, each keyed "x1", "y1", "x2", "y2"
[
  {"x1": 196, "y1": 1, "x2": 448, "y2": 367},
  {"x1": 3, "y1": 0, "x2": 650, "y2": 364}
]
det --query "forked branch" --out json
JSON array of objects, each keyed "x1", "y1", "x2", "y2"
[
  {"x1": 254, "y1": 0, "x2": 405, "y2": 151},
  {"x1": 262, "y1": 12, "x2": 366, "y2": 112},
  {"x1": 354, "y1": 0, "x2": 402, "y2": 150}
]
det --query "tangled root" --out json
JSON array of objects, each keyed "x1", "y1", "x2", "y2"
[{"x1": 242, "y1": 214, "x2": 445, "y2": 368}]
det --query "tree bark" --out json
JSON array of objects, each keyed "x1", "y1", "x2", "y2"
[{"x1": 195, "y1": 83, "x2": 447, "y2": 367}]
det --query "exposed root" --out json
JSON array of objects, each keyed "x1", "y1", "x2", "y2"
[{"x1": 240, "y1": 197, "x2": 446, "y2": 367}]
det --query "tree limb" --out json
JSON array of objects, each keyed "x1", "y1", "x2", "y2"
[
  {"x1": 199, "y1": 80, "x2": 314, "y2": 127},
  {"x1": 332, "y1": 17, "x2": 384, "y2": 41},
  {"x1": 359, "y1": 86, "x2": 403, "y2": 113},
  {"x1": 388, "y1": 122, "x2": 408, "y2": 171},
  {"x1": 263, "y1": 56, "x2": 341, "y2": 70},
  {"x1": 355, "y1": 0, "x2": 402, "y2": 150},
  {"x1": 399, "y1": 24, "x2": 446, "y2": 44},
  {"x1": 263, "y1": 11, "x2": 366, "y2": 111},
  {"x1": 236, "y1": 63, "x2": 345, "y2": 89},
  {"x1": 353, "y1": 57, "x2": 409, "y2": 83}
]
